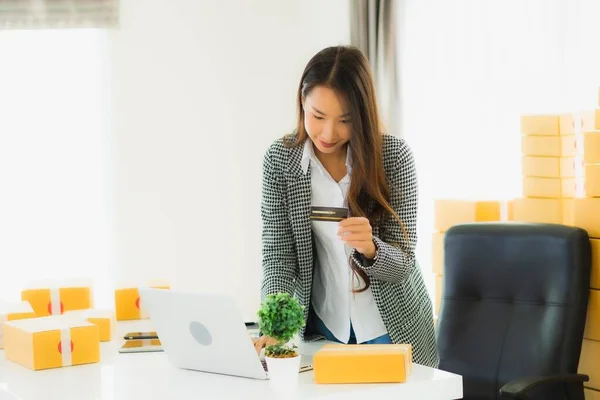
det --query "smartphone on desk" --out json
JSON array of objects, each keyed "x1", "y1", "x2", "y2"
[
  {"x1": 123, "y1": 331, "x2": 158, "y2": 340},
  {"x1": 118, "y1": 339, "x2": 163, "y2": 354}
]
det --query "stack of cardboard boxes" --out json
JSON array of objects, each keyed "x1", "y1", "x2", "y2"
[
  {"x1": 573, "y1": 109, "x2": 600, "y2": 400},
  {"x1": 513, "y1": 113, "x2": 579, "y2": 225}
]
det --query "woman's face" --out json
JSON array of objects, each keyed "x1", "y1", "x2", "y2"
[{"x1": 303, "y1": 86, "x2": 352, "y2": 156}]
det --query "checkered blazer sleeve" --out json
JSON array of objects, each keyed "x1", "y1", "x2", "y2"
[
  {"x1": 260, "y1": 146, "x2": 298, "y2": 301},
  {"x1": 351, "y1": 137, "x2": 418, "y2": 283}
]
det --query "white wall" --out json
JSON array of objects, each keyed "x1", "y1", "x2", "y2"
[{"x1": 108, "y1": 0, "x2": 351, "y2": 320}]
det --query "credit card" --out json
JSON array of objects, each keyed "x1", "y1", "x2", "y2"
[{"x1": 310, "y1": 206, "x2": 349, "y2": 222}]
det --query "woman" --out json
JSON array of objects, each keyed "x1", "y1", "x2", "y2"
[{"x1": 254, "y1": 45, "x2": 438, "y2": 367}]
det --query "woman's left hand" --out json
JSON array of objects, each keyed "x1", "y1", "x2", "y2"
[{"x1": 338, "y1": 217, "x2": 377, "y2": 259}]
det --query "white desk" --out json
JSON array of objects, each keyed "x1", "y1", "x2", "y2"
[{"x1": 0, "y1": 320, "x2": 462, "y2": 400}]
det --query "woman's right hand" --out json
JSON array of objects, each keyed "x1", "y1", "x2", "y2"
[{"x1": 252, "y1": 335, "x2": 278, "y2": 354}]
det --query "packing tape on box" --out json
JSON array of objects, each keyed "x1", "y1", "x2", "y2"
[
  {"x1": 60, "y1": 328, "x2": 72, "y2": 367},
  {"x1": 50, "y1": 287, "x2": 61, "y2": 315},
  {"x1": 142, "y1": 339, "x2": 151, "y2": 347}
]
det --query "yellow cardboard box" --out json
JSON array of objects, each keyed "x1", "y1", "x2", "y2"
[
  {"x1": 585, "y1": 164, "x2": 600, "y2": 197},
  {"x1": 586, "y1": 388, "x2": 600, "y2": 400},
  {"x1": 574, "y1": 199, "x2": 600, "y2": 238},
  {"x1": 582, "y1": 109, "x2": 600, "y2": 132},
  {"x1": 0, "y1": 301, "x2": 36, "y2": 349},
  {"x1": 21, "y1": 284, "x2": 92, "y2": 317},
  {"x1": 63, "y1": 309, "x2": 114, "y2": 342},
  {"x1": 520, "y1": 114, "x2": 560, "y2": 135},
  {"x1": 522, "y1": 156, "x2": 578, "y2": 178},
  {"x1": 592, "y1": 239, "x2": 600, "y2": 290},
  {"x1": 4, "y1": 316, "x2": 100, "y2": 370},
  {"x1": 511, "y1": 198, "x2": 572, "y2": 224},
  {"x1": 585, "y1": 290, "x2": 600, "y2": 341},
  {"x1": 115, "y1": 283, "x2": 170, "y2": 321},
  {"x1": 313, "y1": 344, "x2": 412, "y2": 384},
  {"x1": 580, "y1": 339, "x2": 600, "y2": 390},
  {"x1": 522, "y1": 176, "x2": 577, "y2": 198},
  {"x1": 559, "y1": 113, "x2": 581, "y2": 135},
  {"x1": 434, "y1": 200, "x2": 501, "y2": 232},
  {"x1": 521, "y1": 135, "x2": 578, "y2": 157},
  {"x1": 584, "y1": 133, "x2": 600, "y2": 163}
]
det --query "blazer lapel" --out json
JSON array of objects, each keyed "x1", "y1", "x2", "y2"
[{"x1": 285, "y1": 144, "x2": 313, "y2": 273}]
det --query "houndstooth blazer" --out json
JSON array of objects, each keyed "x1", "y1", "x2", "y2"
[{"x1": 260, "y1": 133, "x2": 439, "y2": 368}]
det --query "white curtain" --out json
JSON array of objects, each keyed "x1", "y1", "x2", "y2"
[
  {"x1": 0, "y1": 29, "x2": 114, "y2": 307},
  {"x1": 0, "y1": 0, "x2": 118, "y2": 29},
  {"x1": 399, "y1": 0, "x2": 600, "y2": 296}
]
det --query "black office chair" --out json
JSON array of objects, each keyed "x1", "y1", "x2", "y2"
[{"x1": 436, "y1": 223, "x2": 592, "y2": 400}]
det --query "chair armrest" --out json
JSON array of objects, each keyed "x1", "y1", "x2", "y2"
[{"x1": 499, "y1": 374, "x2": 589, "y2": 399}]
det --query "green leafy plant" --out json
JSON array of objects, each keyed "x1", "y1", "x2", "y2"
[{"x1": 257, "y1": 292, "x2": 305, "y2": 358}]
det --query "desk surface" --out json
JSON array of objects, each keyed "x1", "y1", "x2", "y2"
[{"x1": 0, "y1": 320, "x2": 462, "y2": 400}]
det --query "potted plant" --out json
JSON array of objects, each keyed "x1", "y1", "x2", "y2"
[{"x1": 257, "y1": 292, "x2": 305, "y2": 389}]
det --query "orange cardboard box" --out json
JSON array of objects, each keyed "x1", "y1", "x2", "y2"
[
  {"x1": 574, "y1": 199, "x2": 600, "y2": 238},
  {"x1": 434, "y1": 200, "x2": 501, "y2": 232},
  {"x1": 63, "y1": 309, "x2": 114, "y2": 342},
  {"x1": 115, "y1": 282, "x2": 170, "y2": 321},
  {"x1": 522, "y1": 177, "x2": 577, "y2": 198},
  {"x1": 559, "y1": 113, "x2": 581, "y2": 135},
  {"x1": 585, "y1": 388, "x2": 600, "y2": 400},
  {"x1": 4, "y1": 316, "x2": 100, "y2": 370},
  {"x1": 432, "y1": 232, "x2": 444, "y2": 275},
  {"x1": 521, "y1": 156, "x2": 578, "y2": 178},
  {"x1": 314, "y1": 344, "x2": 412, "y2": 384},
  {"x1": 584, "y1": 133, "x2": 600, "y2": 163},
  {"x1": 0, "y1": 301, "x2": 36, "y2": 348},
  {"x1": 585, "y1": 164, "x2": 600, "y2": 197},
  {"x1": 511, "y1": 198, "x2": 572, "y2": 224},
  {"x1": 584, "y1": 290, "x2": 600, "y2": 341},
  {"x1": 592, "y1": 239, "x2": 600, "y2": 290},
  {"x1": 580, "y1": 339, "x2": 600, "y2": 390},
  {"x1": 521, "y1": 135, "x2": 578, "y2": 157},
  {"x1": 21, "y1": 285, "x2": 92, "y2": 317},
  {"x1": 520, "y1": 114, "x2": 560, "y2": 135},
  {"x1": 581, "y1": 109, "x2": 600, "y2": 132}
]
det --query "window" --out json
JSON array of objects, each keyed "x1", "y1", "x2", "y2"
[{"x1": 0, "y1": 29, "x2": 114, "y2": 307}]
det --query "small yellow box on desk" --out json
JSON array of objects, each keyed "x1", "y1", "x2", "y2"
[
  {"x1": 434, "y1": 200, "x2": 501, "y2": 232},
  {"x1": 559, "y1": 113, "x2": 581, "y2": 135},
  {"x1": 521, "y1": 135, "x2": 578, "y2": 157},
  {"x1": 522, "y1": 176, "x2": 577, "y2": 198},
  {"x1": 584, "y1": 133, "x2": 600, "y2": 163},
  {"x1": 313, "y1": 344, "x2": 412, "y2": 384},
  {"x1": 0, "y1": 301, "x2": 36, "y2": 349},
  {"x1": 3, "y1": 316, "x2": 100, "y2": 371},
  {"x1": 21, "y1": 284, "x2": 92, "y2": 317},
  {"x1": 432, "y1": 232, "x2": 444, "y2": 275},
  {"x1": 520, "y1": 114, "x2": 560, "y2": 136},
  {"x1": 115, "y1": 283, "x2": 170, "y2": 321},
  {"x1": 585, "y1": 164, "x2": 600, "y2": 197},
  {"x1": 574, "y1": 199, "x2": 600, "y2": 238},
  {"x1": 63, "y1": 309, "x2": 114, "y2": 342}
]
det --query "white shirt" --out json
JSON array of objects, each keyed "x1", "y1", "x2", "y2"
[{"x1": 301, "y1": 139, "x2": 388, "y2": 344}]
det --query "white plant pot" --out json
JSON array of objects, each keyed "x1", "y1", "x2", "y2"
[{"x1": 265, "y1": 354, "x2": 301, "y2": 392}]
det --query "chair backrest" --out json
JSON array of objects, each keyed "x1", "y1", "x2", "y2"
[{"x1": 436, "y1": 223, "x2": 591, "y2": 400}]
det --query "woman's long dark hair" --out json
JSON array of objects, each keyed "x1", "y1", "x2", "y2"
[{"x1": 286, "y1": 46, "x2": 405, "y2": 293}]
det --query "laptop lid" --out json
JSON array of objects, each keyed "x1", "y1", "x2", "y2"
[{"x1": 139, "y1": 288, "x2": 268, "y2": 380}]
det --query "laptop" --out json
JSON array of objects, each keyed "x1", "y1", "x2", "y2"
[{"x1": 138, "y1": 288, "x2": 312, "y2": 380}]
